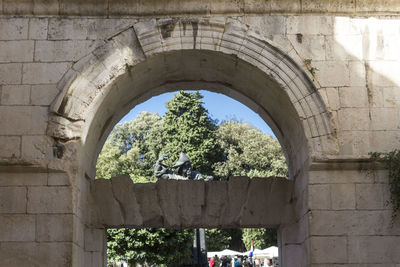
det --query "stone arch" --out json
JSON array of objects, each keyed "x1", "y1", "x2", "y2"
[{"x1": 48, "y1": 17, "x2": 335, "y2": 180}]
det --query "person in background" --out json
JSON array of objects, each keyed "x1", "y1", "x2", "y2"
[
  {"x1": 214, "y1": 255, "x2": 221, "y2": 267},
  {"x1": 234, "y1": 257, "x2": 241, "y2": 267},
  {"x1": 209, "y1": 256, "x2": 215, "y2": 267},
  {"x1": 221, "y1": 256, "x2": 230, "y2": 267}
]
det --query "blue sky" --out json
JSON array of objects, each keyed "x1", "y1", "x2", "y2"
[{"x1": 120, "y1": 90, "x2": 275, "y2": 137}]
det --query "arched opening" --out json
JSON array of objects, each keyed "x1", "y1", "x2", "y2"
[
  {"x1": 98, "y1": 89, "x2": 287, "y2": 266},
  {"x1": 96, "y1": 90, "x2": 288, "y2": 181},
  {"x1": 48, "y1": 18, "x2": 335, "y2": 267}
]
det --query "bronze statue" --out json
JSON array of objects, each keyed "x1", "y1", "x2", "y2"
[{"x1": 154, "y1": 152, "x2": 212, "y2": 181}]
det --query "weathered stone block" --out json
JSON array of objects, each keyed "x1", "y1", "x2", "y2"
[
  {"x1": 325, "y1": 35, "x2": 363, "y2": 60},
  {"x1": 34, "y1": 40, "x2": 104, "y2": 62},
  {"x1": 156, "y1": 178, "x2": 180, "y2": 228},
  {"x1": 0, "y1": 41, "x2": 34, "y2": 63},
  {"x1": 110, "y1": 175, "x2": 142, "y2": 226},
  {"x1": 0, "y1": 172, "x2": 47, "y2": 186},
  {"x1": 370, "y1": 130, "x2": 400, "y2": 153},
  {"x1": 84, "y1": 251, "x2": 104, "y2": 267},
  {"x1": 356, "y1": 183, "x2": 389, "y2": 210},
  {"x1": 282, "y1": 243, "x2": 309, "y2": 267},
  {"x1": 48, "y1": 18, "x2": 134, "y2": 40},
  {"x1": 28, "y1": 18, "x2": 48, "y2": 39},
  {"x1": 331, "y1": 183, "x2": 355, "y2": 210},
  {"x1": 338, "y1": 108, "x2": 370, "y2": 131},
  {"x1": 30, "y1": 84, "x2": 58, "y2": 105},
  {"x1": 72, "y1": 243, "x2": 85, "y2": 267},
  {"x1": 48, "y1": 18, "x2": 90, "y2": 40},
  {"x1": 0, "y1": 215, "x2": 35, "y2": 241},
  {"x1": 348, "y1": 60, "x2": 366, "y2": 87},
  {"x1": 227, "y1": 176, "x2": 250, "y2": 224},
  {"x1": 1, "y1": 85, "x2": 30, "y2": 105},
  {"x1": 47, "y1": 115, "x2": 84, "y2": 141},
  {"x1": 348, "y1": 236, "x2": 400, "y2": 263},
  {"x1": 111, "y1": 27, "x2": 146, "y2": 66},
  {"x1": 280, "y1": 214, "x2": 309, "y2": 244},
  {"x1": 36, "y1": 214, "x2": 73, "y2": 241},
  {"x1": 33, "y1": 0, "x2": 59, "y2": 15},
  {"x1": 286, "y1": 16, "x2": 333, "y2": 35},
  {"x1": 178, "y1": 180, "x2": 205, "y2": 227},
  {"x1": 21, "y1": 135, "x2": 53, "y2": 160},
  {"x1": 270, "y1": 0, "x2": 301, "y2": 12},
  {"x1": 48, "y1": 172, "x2": 70, "y2": 186},
  {"x1": 312, "y1": 60, "x2": 349, "y2": 87},
  {"x1": 0, "y1": 106, "x2": 48, "y2": 135},
  {"x1": 0, "y1": 242, "x2": 72, "y2": 267},
  {"x1": 27, "y1": 186, "x2": 72, "y2": 213},
  {"x1": 2, "y1": 0, "x2": 33, "y2": 15},
  {"x1": 133, "y1": 183, "x2": 163, "y2": 227},
  {"x1": 0, "y1": 136, "x2": 21, "y2": 157},
  {"x1": 84, "y1": 228, "x2": 105, "y2": 252},
  {"x1": 0, "y1": 18, "x2": 29, "y2": 40},
  {"x1": 203, "y1": 181, "x2": 228, "y2": 227},
  {"x1": 59, "y1": 0, "x2": 108, "y2": 16},
  {"x1": 370, "y1": 107, "x2": 400, "y2": 131},
  {"x1": 308, "y1": 184, "x2": 331, "y2": 209},
  {"x1": 339, "y1": 87, "x2": 369, "y2": 108},
  {"x1": 0, "y1": 63, "x2": 22, "y2": 84},
  {"x1": 369, "y1": 61, "x2": 400, "y2": 87},
  {"x1": 288, "y1": 34, "x2": 326, "y2": 61},
  {"x1": 337, "y1": 130, "x2": 370, "y2": 155},
  {"x1": 240, "y1": 177, "x2": 293, "y2": 226},
  {"x1": 73, "y1": 217, "x2": 85, "y2": 248},
  {"x1": 91, "y1": 178, "x2": 124, "y2": 226},
  {"x1": 382, "y1": 86, "x2": 400, "y2": 107},
  {"x1": 310, "y1": 210, "x2": 398, "y2": 236},
  {"x1": 22, "y1": 62, "x2": 71, "y2": 84},
  {"x1": 0, "y1": 187, "x2": 27, "y2": 213},
  {"x1": 243, "y1": 16, "x2": 286, "y2": 36},
  {"x1": 302, "y1": 0, "x2": 355, "y2": 13},
  {"x1": 311, "y1": 236, "x2": 347, "y2": 264},
  {"x1": 325, "y1": 87, "x2": 340, "y2": 111}
]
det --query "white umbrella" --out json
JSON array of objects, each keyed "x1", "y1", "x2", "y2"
[
  {"x1": 207, "y1": 249, "x2": 242, "y2": 258},
  {"x1": 257, "y1": 246, "x2": 279, "y2": 258}
]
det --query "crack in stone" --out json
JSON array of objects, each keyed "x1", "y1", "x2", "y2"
[{"x1": 110, "y1": 179, "x2": 127, "y2": 224}]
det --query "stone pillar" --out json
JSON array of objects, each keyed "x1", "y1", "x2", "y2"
[
  {"x1": 192, "y1": 228, "x2": 208, "y2": 267},
  {"x1": 279, "y1": 164, "x2": 310, "y2": 267}
]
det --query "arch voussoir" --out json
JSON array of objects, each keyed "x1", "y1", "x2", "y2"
[{"x1": 48, "y1": 17, "x2": 336, "y2": 172}]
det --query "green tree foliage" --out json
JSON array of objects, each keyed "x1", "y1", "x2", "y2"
[
  {"x1": 161, "y1": 91, "x2": 223, "y2": 176},
  {"x1": 205, "y1": 229, "x2": 232, "y2": 251},
  {"x1": 206, "y1": 228, "x2": 245, "y2": 252},
  {"x1": 96, "y1": 112, "x2": 164, "y2": 182},
  {"x1": 214, "y1": 121, "x2": 288, "y2": 179},
  {"x1": 242, "y1": 228, "x2": 277, "y2": 250},
  {"x1": 107, "y1": 228, "x2": 193, "y2": 267}
]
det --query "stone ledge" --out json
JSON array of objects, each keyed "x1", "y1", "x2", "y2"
[
  {"x1": 91, "y1": 176, "x2": 295, "y2": 228},
  {"x1": 310, "y1": 156, "x2": 386, "y2": 171},
  {"x1": 1, "y1": 0, "x2": 400, "y2": 16}
]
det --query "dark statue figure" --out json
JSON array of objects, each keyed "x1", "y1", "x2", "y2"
[{"x1": 154, "y1": 152, "x2": 212, "y2": 181}]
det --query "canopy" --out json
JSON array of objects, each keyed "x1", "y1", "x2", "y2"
[
  {"x1": 207, "y1": 249, "x2": 242, "y2": 258},
  {"x1": 243, "y1": 246, "x2": 279, "y2": 258},
  {"x1": 208, "y1": 246, "x2": 278, "y2": 259}
]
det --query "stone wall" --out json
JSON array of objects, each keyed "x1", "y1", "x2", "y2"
[{"x1": 0, "y1": 2, "x2": 400, "y2": 266}]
